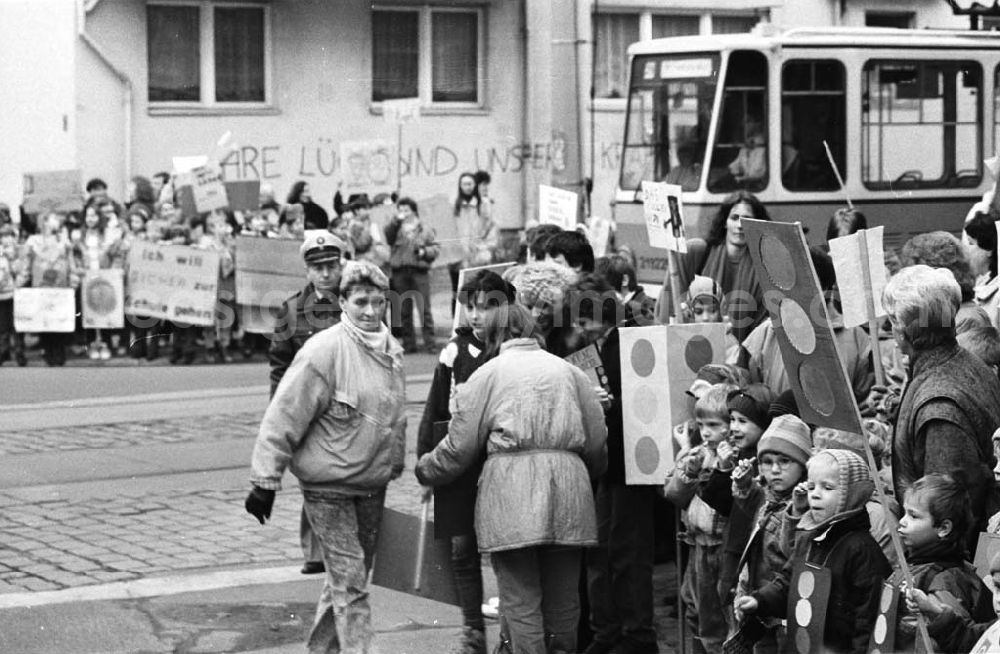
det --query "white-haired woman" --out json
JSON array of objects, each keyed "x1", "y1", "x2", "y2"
[
  {"x1": 245, "y1": 260, "x2": 406, "y2": 654},
  {"x1": 416, "y1": 303, "x2": 607, "y2": 654},
  {"x1": 885, "y1": 264, "x2": 1000, "y2": 533}
]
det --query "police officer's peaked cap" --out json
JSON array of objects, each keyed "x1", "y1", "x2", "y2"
[{"x1": 301, "y1": 229, "x2": 348, "y2": 264}]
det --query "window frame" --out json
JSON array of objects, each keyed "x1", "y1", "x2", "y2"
[
  {"x1": 371, "y1": 5, "x2": 486, "y2": 113},
  {"x1": 146, "y1": 0, "x2": 273, "y2": 114},
  {"x1": 861, "y1": 58, "x2": 982, "y2": 191},
  {"x1": 591, "y1": 9, "x2": 762, "y2": 111},
  {"x1": 780, "y1": 59, "x2": 847, "y2": 193}
]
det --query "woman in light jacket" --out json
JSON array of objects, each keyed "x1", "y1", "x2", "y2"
[
  {"x1": 416, "y1": 303, "x2": 608, "y2": 654},
  {"x1": 245, "y1": 260, "x2": 406, "y2": 654}
]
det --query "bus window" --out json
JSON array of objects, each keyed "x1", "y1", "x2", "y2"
[
  {"x1": 862, "y1": 60, "x2": 982, "y2": 190},
  {"x1": 707, "y1": 50, "x2": 768, "y2": 194},
  {"x1": 781, "y1": 60, "x2": 846, "y2": 191},
  {"x1": 619, "y1": 54, "x2": 720, "y2": 192}
]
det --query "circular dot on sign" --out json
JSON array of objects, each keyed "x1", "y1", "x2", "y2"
[
  {"x1": 635, "y1": 436, "x2": 661, "y2": 475},
  {"x1": 759, "y1": 234, "x2": 797, "y2": 290},
  {"x1": 780, "y1": 299, "x2": 816, "y2": 355},
  {"x1": 630, "y1": 339, "x2": 656, "y2": 377},
  {"x1": 873, "y1": 614, "x2": 887, "y2": 644},
  {"x1": 795, "y1": 598, "x2": 812, "y2": 627},
  {"x1": 85, "y1": 279, "x2": 117, "y2": 315},
  {"x1": 797, "y1": 570, "x2": 815, "y2": 599},
  {"x1": 633, "y1": 386, "x2": 659, "y2": 425},
  {"x1": 684, "y1": 335, "x2": 714, "y2": 373},
  {"x1": 795, "y1": 627, "x2": 810, "y2": 654},
  {"x1": 798, "y1": 360, "x2": 836, "y2": 416},
  {"x1": 879, "y1": 585, "x2": 893, "y2": 613}
]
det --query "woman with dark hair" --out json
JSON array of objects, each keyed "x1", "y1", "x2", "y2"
[
  {"x1": 417, "y1": 302, "x2": 607, "y2": 654},
  {"x1": 966, "y1": 211, "x2": 1000, "y2": 329},
  {"x1": 447, "y1": 172, "x2": 497, "y2": 309},
  {"x1": 127, "y1": 176, "x2": 156, "y2": 219},
  {"x1": 679, "y1": 190, "x2": 771, "y2": 342},
  {"x1": 285, "y1": 181, "x2": 329, "y2": 230},
  {"x1": 417, "y1": 270, "x2": 514, "y2": 654}
]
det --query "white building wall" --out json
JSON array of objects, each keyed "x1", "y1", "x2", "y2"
[{"x1": 0, "y1": 0, "x2": 78, "y2": 219}]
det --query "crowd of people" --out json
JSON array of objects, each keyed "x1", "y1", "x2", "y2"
[
  {"x1": 0, "y1": 168, "x2": 505, "y2": 365},
  {"x1": 242, "y1": 185, "x2": 1000, "y2": 654}
]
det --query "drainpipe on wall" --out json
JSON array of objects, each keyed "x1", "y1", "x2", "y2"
[
  {"x1": 520, "y1": 0, "x2": 531, "y2": 226},
  {"x1": 77, "y1": 0, "x2": 133, "y2": 197},
  {"x1": 574, "y1": 0, "x2": 589, "y2": 216}
]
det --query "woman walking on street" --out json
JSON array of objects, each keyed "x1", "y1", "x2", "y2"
[{"x1": 245, "y1": 260, "x2": 406, "y2": 654}]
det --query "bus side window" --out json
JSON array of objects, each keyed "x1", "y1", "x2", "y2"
[
  {"x1": 781, "y1": 60, "x2": 846, "y2": 192},
  {"x1": 862, "y1": 60, "x2": 982, "y2": 190},
  {"x1": 707, "y1": 50, "x2": 769, "y2": 194}
]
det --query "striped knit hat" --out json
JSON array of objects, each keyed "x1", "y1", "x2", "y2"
[
  {"x1": 757, "y1": 414, "x2": 812, "y2": 467},
  {"x1": 817, "y1": 448, "x2": 873, "y2": 515}
]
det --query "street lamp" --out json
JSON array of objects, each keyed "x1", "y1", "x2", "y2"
[{"x1": 945, "y1": 0, "x2": 1000, "y2": 30}]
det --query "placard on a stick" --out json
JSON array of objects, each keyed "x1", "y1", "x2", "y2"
[
  {"x1": 14, "y1": 288, "x2": 75, "y2": 333},
  {"x1": 538, "y1": 185, "x2": 578, "y2": 230},
  {"x1": 742, "y1": 219, "x2": 862, "y2": 433},
  {"x1": 641, "y1": 181, "x2": 687, "y2": 252},
  {"x1": 22, "y1": 170, "x2": 83, "y2": 215},
  {"x1": 828, "y1": 226, "x2": 887, "y2": 329},
  {"x1": 619, "y1": 323, "x2": 725, "y2": 484}
]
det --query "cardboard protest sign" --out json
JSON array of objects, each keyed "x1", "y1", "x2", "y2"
[
  {"x1": 371, "y1": 506, "x2": 458, "y2": 606},
  {"x1": 539, "y1": 185, "x2": 578, "y2": 230},
  {"x1": 382, "y1": 97, "x2": 421, "y2": 124},
  {"x1": 868, "y1": 581, "x2": 899, "y2": 654},
  {"x1": 785, "y1": 562, "x2": 833, "y2": 654},
  {"x1": 742, "y1": 219, "x2": 863, "y2": 433},
  {"x1": 340, "y1": 140, "x2": 395, "y2": 192},
  {"x1": 22, "y1": 170, "x2": 83, "y2": 215},
  {"x1": 82, "y1": 269, "x2": 124, "y2": 329},
  {"x1": 234, "y1": 236, "x2": 305, "y2": 334},
  {"x1": 828, "y1": 226, "x2": 887, "y2": 329},
  {"x1": 125, "y1": 241, "x2": 220, "y2": 326},
  {"x1": 14, "y1": 288, "x2": 75, "y2": 333},
  {"x1": 451, "y1": 262, "x2": 517, "y2": 335},
  {"x1": 619, "y1": 323, "x2": 726, "y2": 484},
  {"x1": 172, "y1": 155, "x2": 209, "y2": 173},
  {"x1": 224, "y1": 180, "x2": 260, "y2": 213},
  {"x1": 565, "y1": 344, "x2": 610, "y2": 395},
  {"x1": 641, "y1": 182, "x2": 687, "y2": 252},
  {"x1": 174, "y1": 164, "x2": 228, "y2": 214}
]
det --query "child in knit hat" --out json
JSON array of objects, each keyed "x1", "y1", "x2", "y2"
[
  {"x1": 736, "y1": 448, "x2": 891, "y2": 654},
  {"x1": 731, "y1": 414, "x2": 812, "y2": 652},
  {"x1": 682, "y1": 274, "x2": 740, "y2": 363},
  {"x1": 908, "y1": 549, "x2": 1000, "y2": 652}
]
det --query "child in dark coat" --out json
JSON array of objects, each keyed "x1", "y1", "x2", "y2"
[{"x1": 736, "y1": 448, "x2": 891, "y2": 654}]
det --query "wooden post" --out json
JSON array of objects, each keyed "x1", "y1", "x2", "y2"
[{"x1": 413, "y1": 495, "x2": 430, "y2": 590}]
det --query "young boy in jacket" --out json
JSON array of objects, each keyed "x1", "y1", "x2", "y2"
[
  {"x1": 385, "y1": 197, "x2": 439, "y2": 354},
  {"x1": 736, "y1": 448, "x2": 891, "y2": 654},
  {"x1": 731, "y1": 414, "x2": 812, "y2": 653},
  {"x1": 664, "y1": 384, "x2": 735, "y2": 654}
]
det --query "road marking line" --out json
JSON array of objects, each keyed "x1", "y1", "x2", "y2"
[{"x1": 0, "y1": 565, "x2": 305, "y2": 609}]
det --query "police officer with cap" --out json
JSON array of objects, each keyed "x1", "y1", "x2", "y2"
[{"x1": 268, "y1": 229, "x2": 350, "y2": 574}]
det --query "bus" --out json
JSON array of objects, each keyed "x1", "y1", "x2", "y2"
[{"x1": 614, "y1": 26, "x2": 1000, "y2": 284}]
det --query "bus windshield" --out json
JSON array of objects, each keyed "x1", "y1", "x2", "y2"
[{"x1": 620, "y1": 53, "x2": 720, "y2": 192}]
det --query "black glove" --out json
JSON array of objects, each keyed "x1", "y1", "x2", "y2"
[{"x1": 244, "y1": 487, "x2": 276, "y2": 525}]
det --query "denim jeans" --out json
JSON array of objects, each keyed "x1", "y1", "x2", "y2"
[
  {"x1": 391, "y1": 268, "x2": 434, "y2": 350},
  {"x1": 302, "y1": 488, "x2": 385, "y2": 654},
  {"x1": 491, "y1": 545, "x2": 582, "y2": 654},
  {"x1": 680, "y1": 542, "x2": 726, "y2": 654}
]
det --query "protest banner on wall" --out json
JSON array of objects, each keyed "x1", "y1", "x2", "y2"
[
  {"x1": 125, "y1": 241, "x2": 220, "y2": 326},
  {"x1": 22, "y1": 170, "x2": 83, "y2": 216},
  {"x1": 641, "y1": 181, "x2": 687, "y2": 252},
  {"x1": 619, "y1": 323, "x2": 726, "y2": 484},
  {"x1": 234, "y1": 235, "x2": 305, "y2": 334},
  {"x1": 340, "y1": 140, "x2": 396, "y2": 192},
  {"x1": 82, "y1": 269, "x2": 125, "y2": 329},
  {"x1": 14, "y1": 288, "x2": 76, "y2": 333},
  {"x1": 538, "y1": 185, "x2": 578, "y2": 230}
]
